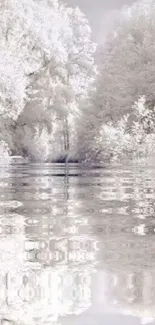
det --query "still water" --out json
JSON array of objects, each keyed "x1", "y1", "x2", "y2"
[{"x1": 0, "y1": 162, "x2": 155, "y2": 325}]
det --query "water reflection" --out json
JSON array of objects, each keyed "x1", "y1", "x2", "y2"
[{"x1": 0, "y1": 163, "x2": 155, "y2": 324}]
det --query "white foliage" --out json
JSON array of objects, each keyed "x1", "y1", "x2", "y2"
[
  {"x1": 95, "y1": 0, "x2": 155, "y2": 121},
  {"x1": 98, "y1": 116, "x2": 133, "y2": 161},
  {"x1": 86, "y1": 96, "x2": 155, "y2": 164},
  {"x1": 0, "y1": 141, "x2": 11, "y2": 163},
  {"x1": 0, "y1": 49, "x2": 27, "y2": 121},
  {"x1": 20, "y1": 126, "x2": 50, "y2": 161},
  {"x1": 0, "y1": 0, "x2": 97, "y2": 161}
]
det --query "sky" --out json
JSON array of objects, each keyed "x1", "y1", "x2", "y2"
[{"x1": 67, "y1": 0, "x2": 137, "y2": 41}]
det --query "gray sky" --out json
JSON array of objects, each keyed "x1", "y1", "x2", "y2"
[
  {"x1": 67, "y1": 0, "x2": 136, "y2": 10},
  {"x1": 67, "y1": 0, "x2": 137, "y2": 41}
]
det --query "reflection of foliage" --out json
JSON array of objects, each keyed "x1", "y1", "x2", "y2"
[
  {"x1": 0, "y1": 164, "x2": 98, "y2": 325},
  {"x1": 2, "y1": 164, "x2": 155, "y2": 323},
  {"x1": 92, "y1": 167, "x2": 155, "y2": 321}
]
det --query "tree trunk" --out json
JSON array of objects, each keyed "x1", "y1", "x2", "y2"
[{"x1": 63, "y1": 116, "x2": 70, "y2": 153}]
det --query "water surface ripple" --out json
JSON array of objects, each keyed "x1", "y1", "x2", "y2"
[{"x1": 0, "y1": 163, "x2": 154, "y2": 325}]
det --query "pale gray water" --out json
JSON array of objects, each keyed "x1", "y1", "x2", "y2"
[{"x1": 0, "y1": 163, "x2": 155, "y2": 325}]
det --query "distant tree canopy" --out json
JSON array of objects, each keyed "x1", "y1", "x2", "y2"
[{"x1": 95, "y1": 0, "x2": 155, "y2": 122}]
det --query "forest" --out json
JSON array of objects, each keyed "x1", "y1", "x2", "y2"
[{"x1": 1, "y1": 0, "x2": 155, "y2": 164}]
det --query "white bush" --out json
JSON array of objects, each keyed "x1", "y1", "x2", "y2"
[{"x1": 86, "y1": 97, "x2": 155, "y2": 164}]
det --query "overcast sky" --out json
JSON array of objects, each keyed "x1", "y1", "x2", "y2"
[{"x1": 67, "y1": 0, "x2": 137, "y2": 41}]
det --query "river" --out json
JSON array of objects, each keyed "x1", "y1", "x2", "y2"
[{"x1": 0, "y1": 162, "x2": 155, "y2": 325}]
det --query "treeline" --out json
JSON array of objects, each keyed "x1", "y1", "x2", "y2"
[{"x1": 0, "y1": 0, "x2": 155, "y2": 163}]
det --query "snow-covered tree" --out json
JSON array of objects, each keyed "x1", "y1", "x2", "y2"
[
  {"x1": 13, "y1": 0, "x2": 96, "y2": 160},
  {"x1": 95, "y1": 0, "x2": 155, "y2": 123},
  {"x1": 86, "y1": 96, "x2": 155, "y2": 164},
  {"x1": 0, "y1": 0, "x2": 96, "y2": 161}
]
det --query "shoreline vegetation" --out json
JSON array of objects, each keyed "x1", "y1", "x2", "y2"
[{"x1": 1, "y1": 0, "x2": 155, "y2": 164}]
